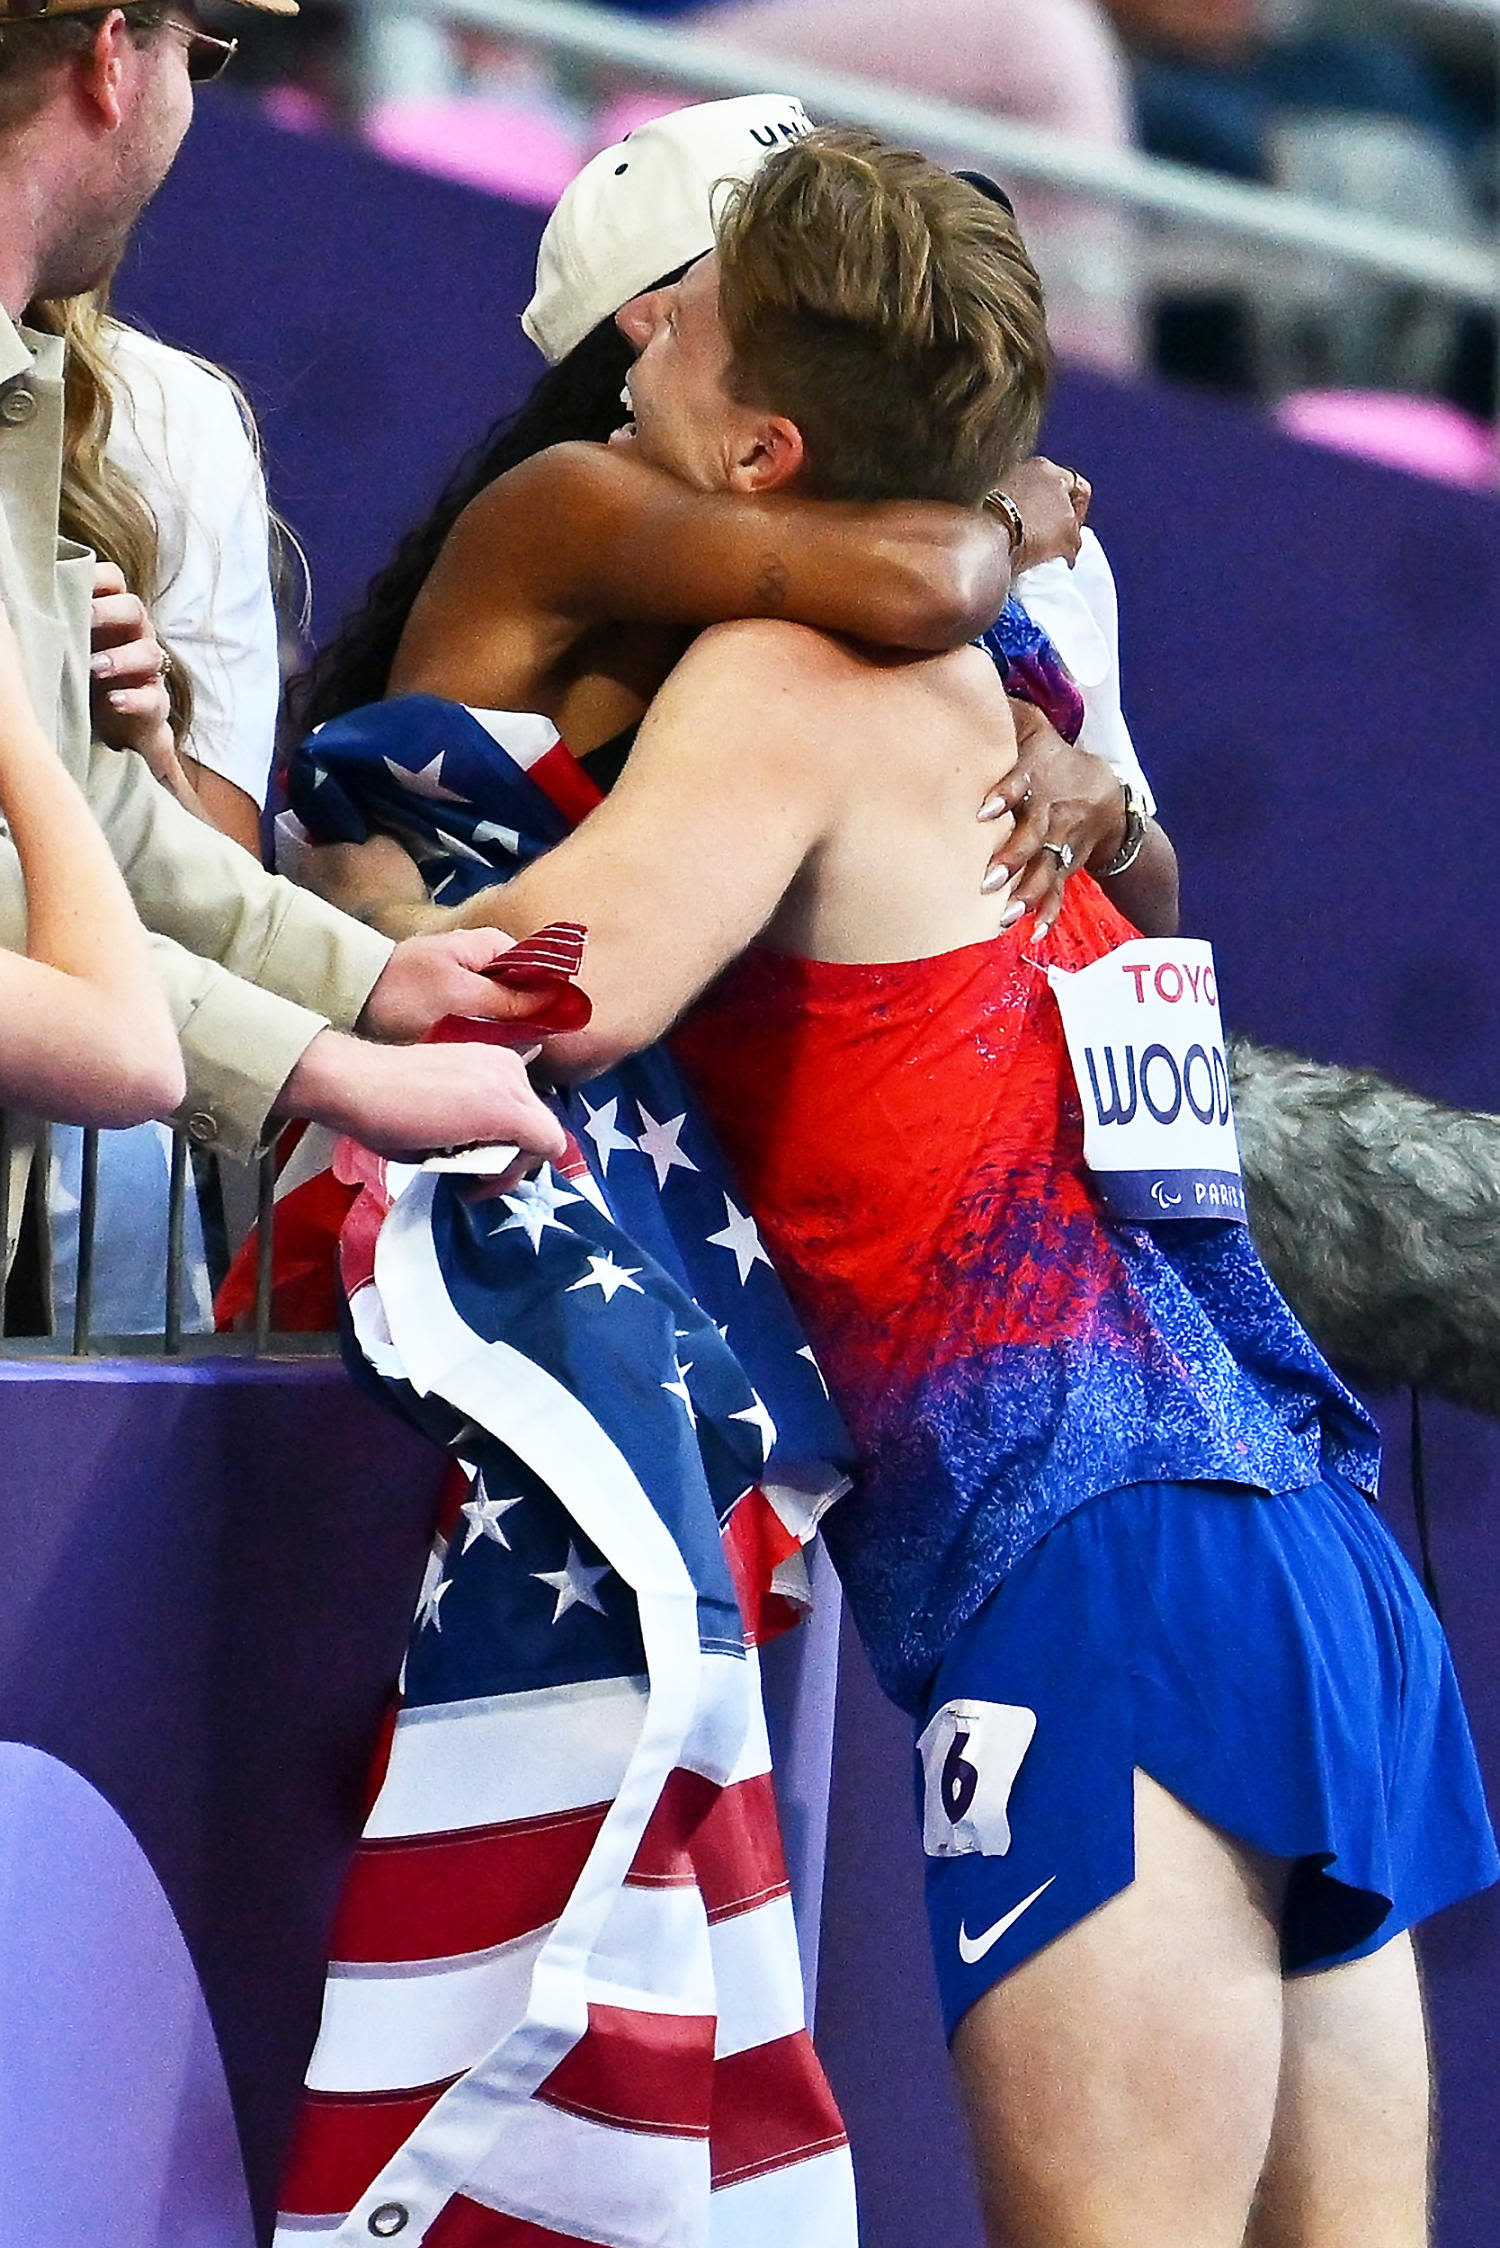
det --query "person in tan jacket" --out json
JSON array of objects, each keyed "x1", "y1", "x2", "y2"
[{"x1": 0, "y1": 0, "x2": 565, "y2": 1269}]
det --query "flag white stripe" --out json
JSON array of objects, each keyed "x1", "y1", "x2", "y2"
[
  {"x1": 366, "y1": 1675, "x2": 648, "y2": 1839},
  {"x1": 709, "y1": 2144, "x2": 859, "y2": 2245},
  {"x1": 679, "y1": 1649, "x2": 770, "y2": 1791},
  {"x1": 463, "y1": 706, "x2": 561, "y2": 767},
  {"x1": 308, "y1": 1888, "x2": 717, "y2": 2096},
  {"x1": 586, "y1": 1882, "x2": 714, "y2": 2014},
  {"x1": 761, "y1": 1477, "x2": 849, "y2": 1542},
  {"x1": 363, "y1": 1648, "x2": 763, "y2": 1841},
  {"x1": 306, "y1": 1924, "x2": 550, "y2": 2094},
  {"x1": 460, "y1": 2097, "x2": 711, "y2": 2248},
  {"x1": 709, "y1": 1897, "x2": 807, "y2": 2060}
]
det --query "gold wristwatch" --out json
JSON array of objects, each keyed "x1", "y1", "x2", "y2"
[{"x1": 1094, "y1": 779, "x2": 1149, "y2": 878}]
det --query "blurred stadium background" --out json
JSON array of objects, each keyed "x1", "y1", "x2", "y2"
[
  {"x1": 88, "y1": 12, "x2": 1500, "y2": 2245},
  {"x1": 209, "y1": 0, "x2": 1500, "y2": 440}
]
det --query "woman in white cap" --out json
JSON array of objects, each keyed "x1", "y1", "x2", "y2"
[{"x1": 293, "y1": 91, "x2": 1100, "y2": 852}]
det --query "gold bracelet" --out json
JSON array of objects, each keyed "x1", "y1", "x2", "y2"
[
  {"x1": 982, "y1": 488, "x2": 1025, "y2": 555},
  {"x1": 1094, "y1": 779, "x2": 1149, "y2": 878}
]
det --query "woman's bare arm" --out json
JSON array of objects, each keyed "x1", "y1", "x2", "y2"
[
  {"x1": 0, "y1": 599, "x2": 184, "y2": 1126},
  {"x1": 396, "y1": 441, "x2": 1014, "y2": 703},
  {"x1": 1096, "y1": 823, "x2": 1178, "y2": 938}
]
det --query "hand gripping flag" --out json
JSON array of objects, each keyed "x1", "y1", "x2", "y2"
[{"x1": 273, "y1": 700, "x2": 858, "y2": 2248}]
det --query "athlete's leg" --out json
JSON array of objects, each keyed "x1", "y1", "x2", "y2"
[
  {"x1": 950, "y1": 1770, "x2": 1288, "y2": 2248},
  {"x1": 1246, "y1": 1932, "x2": 1431, "y2": 2248}
]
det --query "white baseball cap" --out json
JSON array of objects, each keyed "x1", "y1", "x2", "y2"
[{"x1": 523, "y1": 93, "x2": 814, "y2": 366}]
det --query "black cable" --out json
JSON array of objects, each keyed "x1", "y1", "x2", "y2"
[{"x1": 1409, "y1": 1386, "x2": 1444, "y2": 1621}]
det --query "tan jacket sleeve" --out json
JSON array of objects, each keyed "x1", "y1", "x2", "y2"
[
  {"x1": 142, "y1": 931, "x2": 338, "y2": 1161},
  {"x1": 81, "y1": 739, "x2": 395, "y2": 1159}
]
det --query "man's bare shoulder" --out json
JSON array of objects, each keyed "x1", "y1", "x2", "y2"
[
  {"x1": 645, "y1": 623, "x2": 885, "y2": 785},
  {"x1": 677, "y1": 616, "x2": 894, "y2": 690},
  {"x1": 678, "y1": 617, "x2": 993, "y2": 714},
  {"x1": 618, "y1": 620, "x2": 865, "y2": 811}
]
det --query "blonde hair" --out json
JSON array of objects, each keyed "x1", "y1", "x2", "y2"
[
  {"x1": 715, "y1": 126, "x2": 1051, "y2": 506},
  {"x1": 27, "y1": 290, "x2": 195, "y2": 746},
  {"x1": 30, "y1": 295, "x2": 312, "y2": 750}
]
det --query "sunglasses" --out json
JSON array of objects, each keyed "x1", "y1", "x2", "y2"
[{"x1": 165, "y1": 20, "x2": 238, "y2": 81}]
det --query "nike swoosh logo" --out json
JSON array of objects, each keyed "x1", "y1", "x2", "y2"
[{"x1": 957, "y1": 1876, "x2": 1057, "y2": 1965}]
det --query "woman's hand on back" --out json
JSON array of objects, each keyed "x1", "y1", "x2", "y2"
[
  {"x1": 979, "y1": 697, "x2": 1130, "y2": 934},
  {"x1": 1002, "y1": 457, "x2": 1092, "y2": 573}
]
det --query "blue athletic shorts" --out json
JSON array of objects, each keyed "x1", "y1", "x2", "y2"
[{"x1": 917, "y1": 1470, "x2": 1499, "y2": 2041}]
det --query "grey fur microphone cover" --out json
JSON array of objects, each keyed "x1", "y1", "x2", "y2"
[{"x1": 1233, "y1": 1038, "x2": 1500, "y2": 1419}]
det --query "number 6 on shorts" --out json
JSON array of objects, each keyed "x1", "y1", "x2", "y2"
[{"x1": 917, "y1": 1699, "x2": 1037, "y2": 1858}]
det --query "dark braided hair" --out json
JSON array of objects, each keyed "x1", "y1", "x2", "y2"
[{"x1": 293, "y1": 314, "x2": 636, "y2": 733}]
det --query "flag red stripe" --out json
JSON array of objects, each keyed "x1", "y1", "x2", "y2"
[
  {"x1": 709, "y1": 2032, "x2": 849, "y2": 2190},
  {"x1": 722, "y1": 1488, "x2": 802, "y2": 1646},
  {"x1": 537, "y1": 2002, "x2": 716, "y2": 2138},
  {"x1": 695, "y1": 1770, "x2": 791, "y2": 1923},
  {"x1": 531, "y1": 743, "x2": 603, "y2": 826},
  {"x1": 424, "y1": 2197, "x2": 593, "y2": 2247},
  {"x1": 627, "y1": 1768, "x2": 791, "y2": 1923},
  {"x1": 214, "y1": 1164, "x2": 357, "y2": 1333},
  {"x1": 330, "y1": 1803, "x2": 608, "y2": 1964},
  {"x1": 624, "y1": 1765, "x2": 716, "y2": 1887},
  {"x1": 280, "y1": 2029, "x2": 844, "y2": 2220},
  {"x1": 279, "y1": 2076, "x2": 455, "y2": 2218}
]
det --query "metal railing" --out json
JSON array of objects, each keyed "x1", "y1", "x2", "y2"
[
  {"x1": 0, "y1": 1124, "x2": 333, "y2": 1359},
  {"x1": 352, "y1": 0, "x2": 1500, "y2": 314}
]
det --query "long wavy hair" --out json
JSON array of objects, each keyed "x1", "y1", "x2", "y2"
[
  {"x1": 27, "y1": 291, "x2": 195, "y2": 745},
  {"x1": 293, "y1": 313, "x2": 636, "y2": 734}
]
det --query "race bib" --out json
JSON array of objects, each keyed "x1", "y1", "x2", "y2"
[
  {"x1": 1047, "y1": 937, "x2": 1246, "y2": 1224},
  {"x1": 917, "y1": 1699, "x2": 1036, "y2": 1859}
]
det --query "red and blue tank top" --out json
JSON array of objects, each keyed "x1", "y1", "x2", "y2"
[{"x1": 672, "y1": 875, "x2": 1379, "y2": 1712}]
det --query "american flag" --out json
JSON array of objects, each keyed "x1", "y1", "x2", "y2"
[{"x1": 273, "y1": 701, "x2": 858, "y2": 2247}]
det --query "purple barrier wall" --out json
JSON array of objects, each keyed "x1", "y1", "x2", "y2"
[
  {"x1": 0, "y1": 1359, "x2": 444, "y2": 2242},
  {"x1": 115, "y1": 94, "x2": 1500, "y2": 2244},
  {"x1": 0, "y1": 1352, "x2": 839, "y2": 2248}
]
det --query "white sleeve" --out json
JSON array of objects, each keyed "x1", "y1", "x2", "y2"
[
  {"x1": 103, "y1": 331, "x2": 280, "y2": 809},
  {"x1": 1011, "y1": 528, "x2": 1156, "y2": 816}
]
